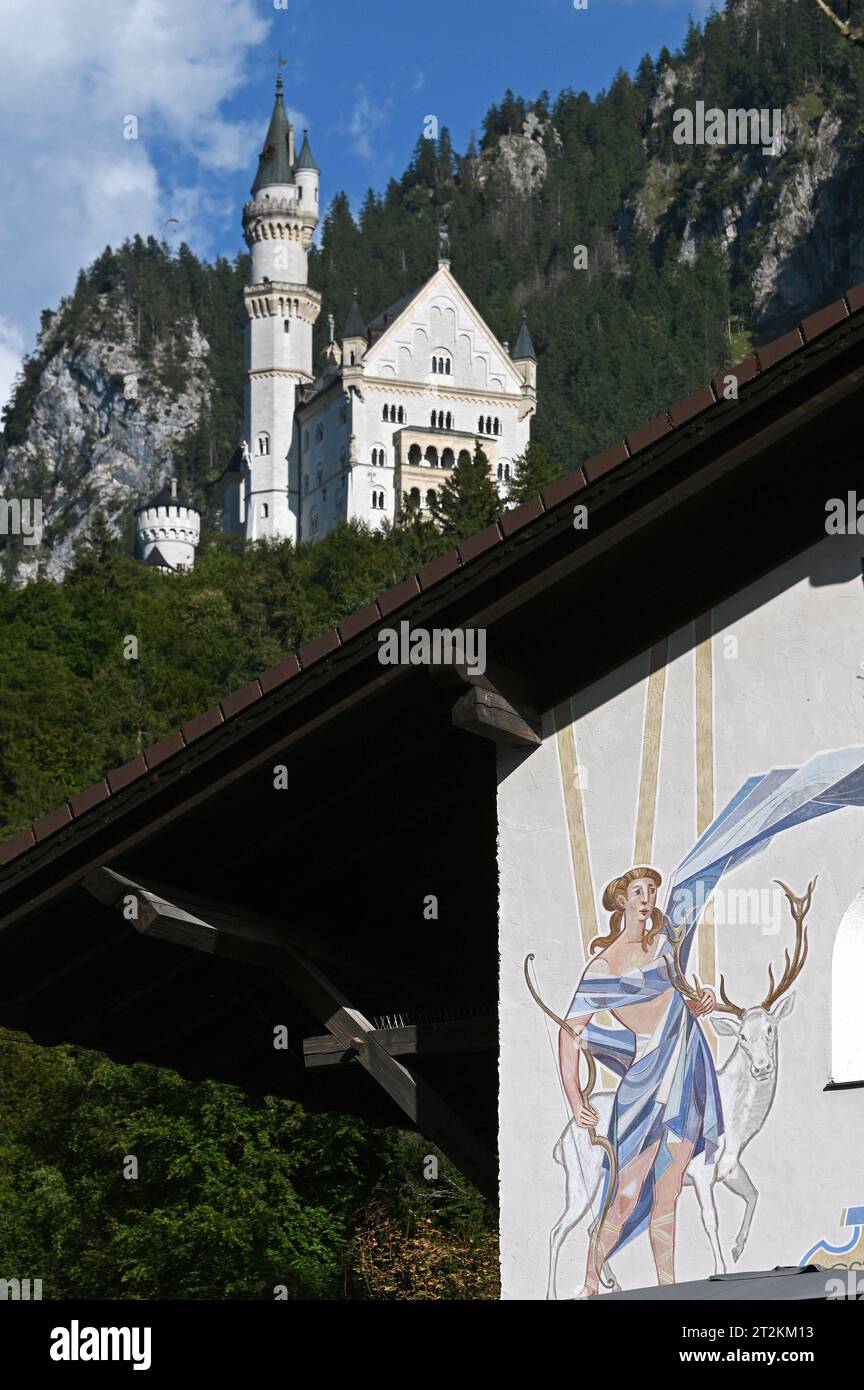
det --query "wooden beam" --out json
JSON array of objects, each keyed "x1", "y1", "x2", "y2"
[
  {"x1": 432, "y1": 659, "x2": 541, "y2": 747},
  {"x1": 303, "y1": 1016, "x2": 496, "y2": 1068},
  {"x1": 84, "y1": 868, "x2": 498, "y2": 1197},
  {"x1": 82, "y1": 867, "x2": 348, "y2": 965}
]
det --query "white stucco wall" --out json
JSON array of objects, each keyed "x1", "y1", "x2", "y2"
[{"x1": 498, "y1": 534, "x2": 864, "y2": 1299}]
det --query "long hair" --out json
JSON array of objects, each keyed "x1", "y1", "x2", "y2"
[{"x1": 589, "y1": 866, "x2": 664, "y2": 955}]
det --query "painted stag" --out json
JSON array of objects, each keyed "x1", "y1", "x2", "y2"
[{"x1": 546, "y1": 879, "x2": 815, "y2": 1299}]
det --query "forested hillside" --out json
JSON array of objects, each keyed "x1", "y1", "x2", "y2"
[{"x1": 2, "y1": 0, "x2": 864, "y2": 1299}]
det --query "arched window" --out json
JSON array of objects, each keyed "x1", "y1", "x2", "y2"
[
  {"x1": 316, "y1": 422, "x2": 324, "y2": 442},
  {"x1": 445, "y1": 412, "x2": 452, "y2": 430},
  {"x1": 432, "y1": 358, "x2": 438, "y2": 374},
  {"x1": 398, "y1": 406, "x2": 405, "y2": 423},
  {"x1": 408, "y1": 444, "x2": 422, "y2": 466},
  {"x1": 495, "y1": 418, "x2": 501, "y2": 435},
  {"x1": 425, "y1": 445, "x2": 438, "y2": 468},
  {"x1": 431, "y1": 411, "x2": 437, "y2": 428},
  {"x1": 426, "y1": 488, "x2": 438, "y2": 511},
  {"x1": 442, "y1": 448, "x2": 455, "y2": 469},
  {"x1": 284, "y1": 321, "x2": 290, "y2": 334},
  {"x1": 437, "y1": 412, "x2": 445, "y2": 429},
  {"x1": 486, "y1": 417, "x2": 493, "y2": 435},
  {"x1": 257, "y1": 432, "x2": 270, "y2": 456},
  {"x1": 382, "y1": 406, "x2": 389, "y2": 421},
  {"x1": 371, "y1": 488, "x2": 386, "y2": 510},
  {"x1": 478, "y1": 416, "x2": 484, "y2": 434},
  {"x1": 261, "y1": 502, "x2": 269, "y2": 518},
  {"x1": 309, "y1": 508, "x2": 320, "y2": 535},
  {"x1": 833, "y1": 889, "x2": 864, "y2": 1083},
  {"x1": 458, "y1": 449, "x2": 471, "y2": 467},
  {"x1": 408, "y1": 487, "x2": 421, "y2": 510}
]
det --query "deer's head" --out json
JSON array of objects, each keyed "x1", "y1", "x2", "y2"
[{"x1": 712, "y1": 877, "x2": 815, "y2": 1081}]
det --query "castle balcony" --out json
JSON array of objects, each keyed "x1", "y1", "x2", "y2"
[{"x1": 393, "y1": 426, "x2": 498, "y2": 515}]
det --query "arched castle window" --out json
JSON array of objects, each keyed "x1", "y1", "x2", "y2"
[
  {"x1": 257, "y1": 432, "x2": 270, "y2": 456},
  {"x1": 316, "y1": 422, "x2": 324, "y2": 443},
  {"x1": 383, "y1": 405, "x2": 389, "y2": 421},
  {"x1": 398, "y1": 406, "x2": 405, "y2": 423},
  {"x1": 478, "y1": 416, "x2": 484, "y2": 434},
  {"x1": 425, "y1": 446, "x2": 438, "y2": 468},
  {"x1": 445, "y1": 412, "x2": 452, "y2": 429},
  {"x1": 430, "y1": 411, "x2": 437, "y2": 428},
  {"x1": 261, "y1": 502, "x2": 269, "y2": 519},
  {"x1": 432, "y1": 358, "x2": 438, "y2": 374},
  {"x1": 309, "y1": 508, "x2": 320, "y2": 534},
  {"x1": 426, "y1": 489, "x2": 438, "y2": 510},
  {"x1": 408, "y1": 487, "x2": 421, "y2": 510},
  {"x1": 284, "y1": 321, "x2": 290, "y2": 334},
  {"x1": 458, "y1": 449, "x2": 471, "y2": 466},
  {"x1": 442, "y1": 448, "x2": 455, "y2": 469},
  {"x1": 495, "y1": 418, "x2": 501, "y2": 435},
  {"x1": 408, "y1": 444, "x2": 422, "y2": 466},
  {"x1": 371, "y1": 488, "x2": 386, "y2": 510}
]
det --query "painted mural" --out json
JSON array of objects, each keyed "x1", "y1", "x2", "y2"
[{"x1": 498, "y1": 542, "x2": 864, "y2": 1299}]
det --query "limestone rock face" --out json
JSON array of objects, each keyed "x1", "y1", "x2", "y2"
[{"x1": 0, "y1": 307, "x2": 210, "y2": 584}]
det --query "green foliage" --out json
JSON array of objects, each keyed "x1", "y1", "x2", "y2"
[
  {"x1": 508, "y1": 442, "x2": 559, "y2": 504},
  {"x1": 435, "y1": 443, "x2": 500, "y2": 535}
]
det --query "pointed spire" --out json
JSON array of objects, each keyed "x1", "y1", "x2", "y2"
[
  {"x1": 512, "y1": 313, "x2": 536, "y2": 362},
  {"x1": 252, "y1": 75, "x2": 295, "y2": 195},
  {"x1": 342, "y1": 290, "x2": 366, "y2": 339},
  {"x1": 295, "y1": 129, "x2": 319, "y2": 172}
]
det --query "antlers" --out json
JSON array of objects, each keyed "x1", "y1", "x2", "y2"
[
  {"x1": 661, "y1": 912, "x2": 703, "y2": 1004},
  {"x1": 716, "y1": 877, "x2": 816, "y2": 1017}
]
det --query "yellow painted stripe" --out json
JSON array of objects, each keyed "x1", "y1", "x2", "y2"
[
  {"x1": 695, "y1": 613, "x2": 716, "y2": 988},
  {"x1": 633, "y1": 642, "x2": 669, "y2": 866},
  {"x1": 554, "y1": 701, "x2": 597, "y2": 958}
]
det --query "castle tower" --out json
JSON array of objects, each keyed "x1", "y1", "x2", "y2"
[
  {"x1": 240, "y1": 75, "x2": 322, "y2": 542},
  {"x1": 136, "y1": 478, "x2": 200, "y2": 572}
]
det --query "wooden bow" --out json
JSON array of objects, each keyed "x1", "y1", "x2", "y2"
[{"x1": 524, "y1": 953, "x2": 618, "y2": 1290}]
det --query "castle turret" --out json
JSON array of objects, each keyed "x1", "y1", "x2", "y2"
[
  {"x1": 341, "y1": 292, "x2": 367, "y2": 369},
  {"x1": 237, "y1": 73, "x2": 322, "y2": 543},
  {"x1": 511, "y1": 314, "x2": 537, "y2": 391},
  {"x1": 136, "y1": 478, "x2": 200, "y2": 571}
]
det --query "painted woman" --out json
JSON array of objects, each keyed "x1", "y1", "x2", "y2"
[{"x1": 559, "y1": 866, "x2": 721, "y2": 1296}]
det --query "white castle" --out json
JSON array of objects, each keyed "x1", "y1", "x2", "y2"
[
  {"x1": 219, "y1": 74, "x2": 538, "y2": 547},
  {"x1": 136, "y1": 75, "x2": 537, "y2": 567}
]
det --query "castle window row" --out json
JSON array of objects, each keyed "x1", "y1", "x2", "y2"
[
  {"x1": 430, "y1": 411, "x2": 454, "y2": 430},
  {"x1": 383, "y1": 404, "x2": 405, "y2": 423},
  {"x1": 371, "y1": 488, "x2": 387, "y2": 510},
  {"x1": 431, "y1": 356, "x2": 452, "y2": 375},
  {"x1": 479, "y1": 417, "x2": 502, "y2": 436}
]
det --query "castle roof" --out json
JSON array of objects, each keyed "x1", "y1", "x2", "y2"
[
  {"x1": 136, "y1": 482, "x2": 196, "y2": 514},
  {"x1": 294, "y1": 130, "x2": 319, "y2": 173},
  {"x1": 342, "y1": 295, "x2": 366, "y2": 339},
  {"x1": 512, "y1": 315, "x2": 536, "y2": 361},
  {"x1": 252, "y1": 76, "x2": 295, "y2": 195}
]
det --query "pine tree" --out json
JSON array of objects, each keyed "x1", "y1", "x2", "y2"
[
  {"x1": 508, "y1": 442, "x2": 560, "y2": 504},
  {"x1": 435, "y1": 444, "x2": 499, "y2": 537}
]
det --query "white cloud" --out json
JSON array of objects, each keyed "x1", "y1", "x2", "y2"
[
  {"x1": 339, "y1": 84, "x2": 393, "y2": 162},
  {"x1": 0, "y1": 318, "x2": 25, "y2": 415},
  {"x1": 0, "y1": 0, "x2": 287, "y2": 407}
]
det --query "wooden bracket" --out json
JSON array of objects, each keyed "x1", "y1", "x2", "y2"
[
  {"x1": 430, "y1": 658, "x2": 542, "y2": 748},
  {"x1": 83, "y1": 867, "x2": 498, "y2": 1198}
]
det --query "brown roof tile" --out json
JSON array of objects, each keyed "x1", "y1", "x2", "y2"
[
  {"x1": 69, "y1": 781, "x2": 110, "y2": 818},
  {"x1": 583, "y1": 441, "x2": 630, "y2": 485},
  {"x1": 626, "y1": 412, "x2": 672, "y2": 456},
  {"x1": 668, "y1": 384, "x2": 716, "y2": 428},
  {"x1": 181, "y1": 707, "x2": 224, "y2": 744},
  {"x1": 417, "y1": 550, "x2": 461, "y2": 590},
  {"x1": 377, "y1": 576, "x2": 421, "y2": 617},
  {"x1": 33, "y1": 805, "x2": 73, "y2": 843},
  {"x1": 220, "y1": 681, "x2": 262, "y2": 719},
  {"x1": 259, "y1": 655, "x2": 301, "y2": 694},
  {"x1": 711, "y1": 354, "x2": 760, "y2": 397},
  {"x1": 338, "y1": 603, "x2": 381, "y2": 642},
  {"x1": 756, "y1": 329, "x2": 803, "y2": 371},
  {"x1": 541, "y1": 468, "x2": 587, "y2": 509},
  {"x1": 0, "y1": 828, "x2": 36, "y2": 866},
  {"x1": 298, "y1": 629, "x2": 340, "y2": 667},
  {"x1": 845, "y1": 282, "x2": 864, "y2": 314},
  {"x1": 800, "y1": 299, "x2": 849, "y2": 342},
  {"x1": 144, "y1": 731, "x2": 185, "y2": 769},
  {"x1": 458, "y1": 523, "x2": 503, "y2": 563},
  {"x1": 107, "y1": 757, "x2": 148, "y2": 794},
  {"x1": 500, "y1": 498, "x2": 545, "y2": 536}
]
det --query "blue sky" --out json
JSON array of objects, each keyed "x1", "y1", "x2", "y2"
[{"x1": 0, "y1": 0, "x2": 718, "y2": 407}]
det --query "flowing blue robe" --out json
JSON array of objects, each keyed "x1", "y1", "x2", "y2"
[{"x1": 564, "y1": 745, "x2": 864, "y2": 1256}]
